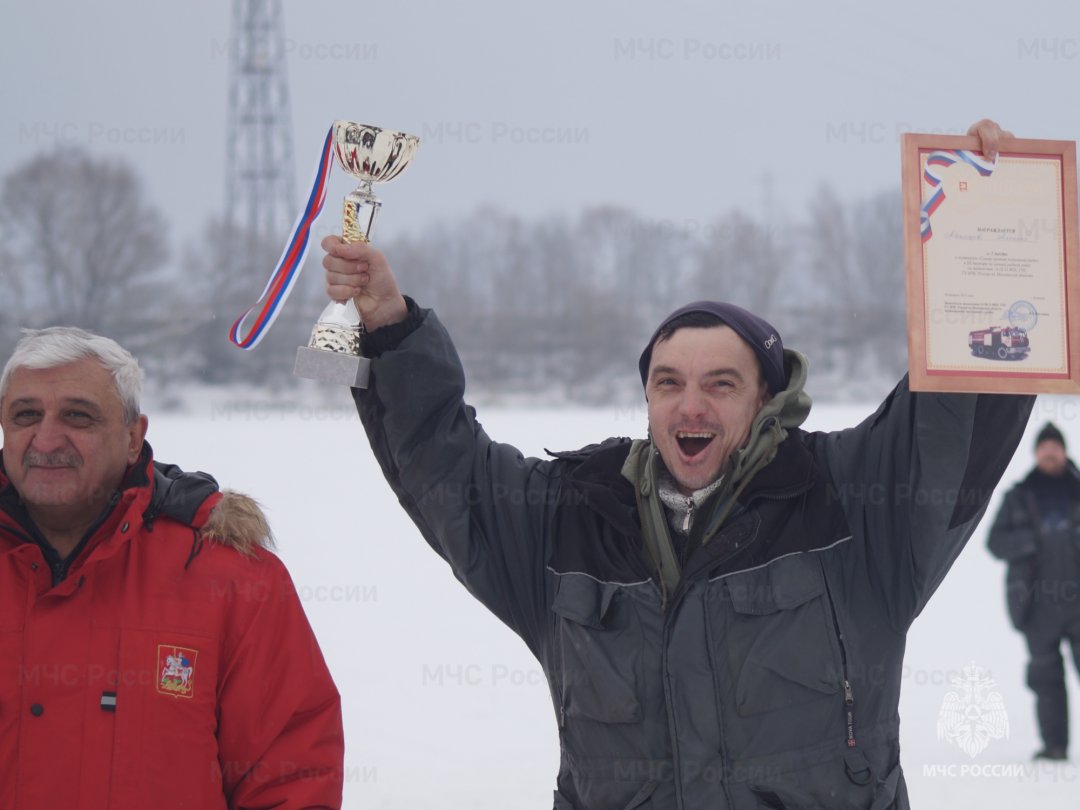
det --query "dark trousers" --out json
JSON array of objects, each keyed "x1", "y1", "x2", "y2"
[{"x1": 1024, "y1": 608, "x2": 1080, "y2": 750}]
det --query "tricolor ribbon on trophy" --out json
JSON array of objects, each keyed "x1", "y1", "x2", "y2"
[{"x1": 229, "y1": 121, "x2": 420, "y2": 387}]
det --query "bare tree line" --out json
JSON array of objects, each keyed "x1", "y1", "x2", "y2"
[{"x1": 0, "y1": 149, "x2": 907, "y2": 403}]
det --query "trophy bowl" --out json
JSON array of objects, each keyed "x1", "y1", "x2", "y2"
[{"x1": 332, "y1": 121, "x2": 420, "y2": 188}]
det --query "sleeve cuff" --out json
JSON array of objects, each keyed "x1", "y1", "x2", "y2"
[{"x1": 361, "y1": 296, "x2": 424, "y2": 358}]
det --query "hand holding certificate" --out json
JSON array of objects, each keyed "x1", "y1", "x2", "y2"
[{"x1": 902, "y1": 131, "x2": 1080, "y2": 393}]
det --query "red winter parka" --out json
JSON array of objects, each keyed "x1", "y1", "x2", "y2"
[{"x1": 0, "y1": 444, "x2": 344, "y2": 809}]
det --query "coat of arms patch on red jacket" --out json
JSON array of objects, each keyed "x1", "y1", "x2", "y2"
[{"x1": 156, "y1": 645, "x2": 198, "y2": 699}]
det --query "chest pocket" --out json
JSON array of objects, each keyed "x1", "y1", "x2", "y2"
[
  {"x1": 720, "y1": 553, "x2": 843, "y2": 717},
  {"x1": 551, "y1": 572, "x2": 644, "y2": 724}
]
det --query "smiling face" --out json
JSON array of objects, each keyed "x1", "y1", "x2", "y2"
[
  {"x1": 646, "y1": 325, "x2": 769, "y2": 495},
  {"x1": 1, "y1": 358, "x2": 147, "y2": 533}
]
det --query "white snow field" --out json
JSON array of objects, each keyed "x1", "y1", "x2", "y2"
[{"x1": 147, "y1": 393, "x2": 1080, "y2": 808}]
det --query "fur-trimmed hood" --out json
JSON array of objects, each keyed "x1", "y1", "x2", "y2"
[
  {"x1": 150, "y1": 456, "x2": 273, "y2": 555},
  {"x1": 201, "y1": 489, "x2": 274, "y2": 554}
]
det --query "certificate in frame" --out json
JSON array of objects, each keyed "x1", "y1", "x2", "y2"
[{"x1": 901, "y1": 133, "x2": 1080, "y2": 393}]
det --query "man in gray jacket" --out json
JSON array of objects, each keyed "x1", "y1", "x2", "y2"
[
  {"x1": 324, "y1": 122, "x2": 1033, "y2": 809},
  {"x1": 988, "y1": 423, "x2": 1080, "y2": 762}
]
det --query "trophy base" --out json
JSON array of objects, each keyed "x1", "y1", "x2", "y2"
[{"x1": 294, "y1": 345, "x2": 371, "y2": 388}]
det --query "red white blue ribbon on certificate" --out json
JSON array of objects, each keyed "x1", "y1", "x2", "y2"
[
  {"x1": 229, "y1": 127, "x2": 335, "y2": 349},
  {"x1": 920, "y1": 149, "x2": 995, "y2": 243}
]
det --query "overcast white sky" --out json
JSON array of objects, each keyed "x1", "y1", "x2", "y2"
[{"x1": 2, "y1": 0, "x2": 1077, "y2": 250}]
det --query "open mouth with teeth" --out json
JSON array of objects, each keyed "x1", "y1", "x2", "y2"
[{"x1": 676, "y1": 431, "x2": 715, "y2": 458}]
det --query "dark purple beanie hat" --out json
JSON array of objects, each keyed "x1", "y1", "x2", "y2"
[{"x1": 638, "y1": 301, "x2": 787, "y2": 395}]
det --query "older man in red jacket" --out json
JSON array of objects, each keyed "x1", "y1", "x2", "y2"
[{"x1": 0, "y1": 327, "x2": 343, "y2": 809}]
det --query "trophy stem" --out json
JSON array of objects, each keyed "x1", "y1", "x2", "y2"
[
  {"x1": 295, "y1": 187, "x2": 380, "y2": 381},
  {"x1": 296, "y1": 121, "x2": 418, "y2": 388},
  {"x1": 343, "y1": 187, "x2": 382, "y2": 244}
]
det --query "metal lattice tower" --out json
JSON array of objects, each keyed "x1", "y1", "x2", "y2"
[{"x1": 224, "y1": 0, "x2": 296, "y2": 247}]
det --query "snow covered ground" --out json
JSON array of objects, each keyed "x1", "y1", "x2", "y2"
[{"x1": 146, "y1": 393, "x2": 1080, "y2": 808}]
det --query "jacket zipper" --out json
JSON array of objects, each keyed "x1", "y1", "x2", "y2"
[
  {"x1": 551, "y1": 605, "x2": 567, "y2": 730},
  {"x1": 700, "y1": 597, "x2": 737, "y2": 809},
  {"x1": 660, "y1": 616, "x2": 688, "y2": 809},
  {"x1": 681, "y1": 496, "x2": 694, "y2": 535},
  {"x1": 53, "y1": 492, "x2": 122, "y2": 585},
  {"x1": 819, "y1": 560, "x2": 857, "y2": 748}
]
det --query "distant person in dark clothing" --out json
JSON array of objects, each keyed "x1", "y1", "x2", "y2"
[{"x1": 988, "y1": 422, "x2": 1080, "y2": 761}]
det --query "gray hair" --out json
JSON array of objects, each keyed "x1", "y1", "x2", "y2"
[{"x1": 0, "y1": 327, "x2": 144, "y2": 424}]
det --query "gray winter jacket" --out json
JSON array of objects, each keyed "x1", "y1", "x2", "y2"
[
  {"x1": 987, "y1": 462, "x2": 1080, "y2": 629},
  {"x1": 354, "y1": 303, "x2": 1035, "y2": 810}
]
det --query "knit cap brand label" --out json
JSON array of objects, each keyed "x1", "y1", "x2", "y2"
[{"x1": 156, "y1": 645, "x2": 199, "y2": 699}]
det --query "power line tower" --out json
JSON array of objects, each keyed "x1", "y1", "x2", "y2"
[
  {"x1": 216, "y1": 0, "x2": 298, "y2": 380},
  {"x1": 224, "y1": 0, "x2": 296, "y2": 246}
]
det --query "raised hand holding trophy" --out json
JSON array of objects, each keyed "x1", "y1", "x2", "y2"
[
  {"x1": 295, "y1": 121, "x2": 420, "y2": 386},
  {"x1": 228, "y1": 120, "x2": 419, "y2": 388}
]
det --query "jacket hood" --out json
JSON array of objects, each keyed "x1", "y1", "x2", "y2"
[
  {"x1": 725, "y1": 348, "x2": 813, "y2": 490},
  {"x1": 201, "y1": 490, "x2": 274, "y2": 554},
  {"x1": 147, "y1": 453, "x2": 273, "y2": 554}
]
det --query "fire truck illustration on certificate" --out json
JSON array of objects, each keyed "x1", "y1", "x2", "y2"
[{"x1": 967, "y1": 326, "x2": 1030, "y2": 360}]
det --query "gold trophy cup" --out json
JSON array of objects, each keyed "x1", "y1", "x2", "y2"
[{"x1": 294, "y1": 121, "x2": 420, "y2": 386}]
